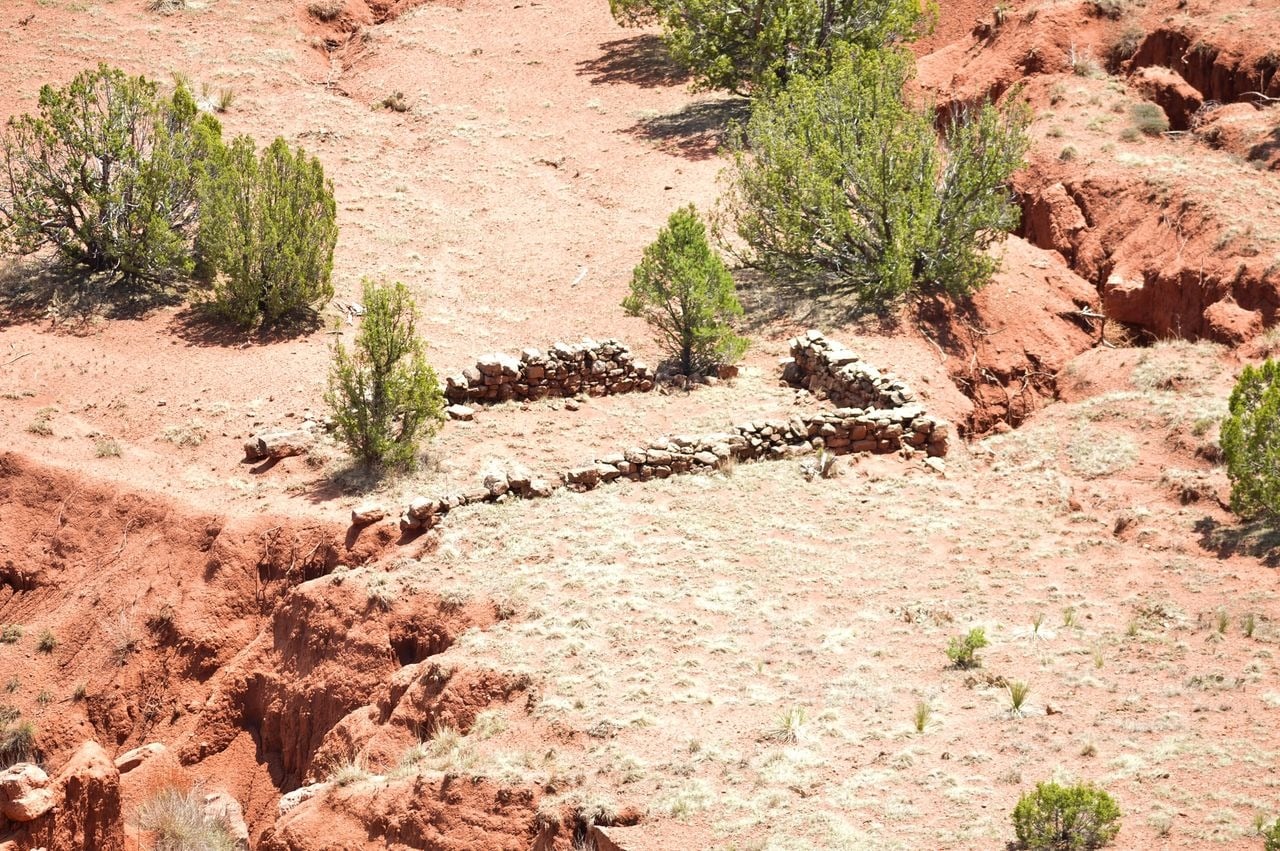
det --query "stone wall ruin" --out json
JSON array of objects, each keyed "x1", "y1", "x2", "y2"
[
  {"x1": 395, "y1": 330, "x2": 950, "y2": 531},
  {"x1": 444, "y1": 339, "x2": 653, "y2": 405}
]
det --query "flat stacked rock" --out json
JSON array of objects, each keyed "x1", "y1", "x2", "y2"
[
  {"x1": 783, "y1": 330, "x2": 917, "y2": 410},
  {"x1": 444, "y1": 339, "x2": 653, "y2": 405}
]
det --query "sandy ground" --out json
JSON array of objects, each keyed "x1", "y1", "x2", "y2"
[{"x1": 1, "y1": 0, "x2": 1279, "y2": 849}]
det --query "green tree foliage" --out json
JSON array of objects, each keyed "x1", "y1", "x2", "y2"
[
  {"x1": 1012, "y1": 782, "x2": 1121, "y2": 850},
  {"x1": 1264, "y1": 818, "x2": 1280, "y2": 851},
  {"x1": 610, "y1": 0, "x2": 930, "y2": 93},
  {"x1": 945, "y1": 627, "x2": 988, "y2": 668},
  {"x1": 326, "y1": 280, "x2": 445, "y2": 470},
  {"x1": 1220, "y1": 359, "x2": 1280, "y2": 519},
  {"x1": 0, "y1": 64, "x2": 222, "y2": 284},
  {"x1": 623, "y1": 205, "x2": 748, "y2": 376},
  {"x1": 721, "y1": 47, "x2": 1031, "y2": 307},
  {"x1": 198, "y1": 136, "x2": 338, "y2": 327}
]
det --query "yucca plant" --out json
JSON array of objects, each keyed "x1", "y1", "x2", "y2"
[{"x1": 1008, "y1": 680, "x2": 1031, "y2": 716}]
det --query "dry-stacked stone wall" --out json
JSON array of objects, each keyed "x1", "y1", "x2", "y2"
[
  {"x1": 389, "y1": 329, "x2": 949, "y2": 531},
  {"x1": 783, "y1": 330, "x2": 917, "y2": 410},
  {"x1": 444, "y1": 339, "x2": 653, "y2": 405},
  {"x1": 564, "y1": 406, "x2": 946, "y2": 490},
  {"x1": 395, "y1": 465, "x2": 555, "y2": 532},
  {"x1": 395, "y1": 399, "x2": 951, "y2": 528}
]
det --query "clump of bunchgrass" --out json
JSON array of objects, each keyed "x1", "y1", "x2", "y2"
[
  {"x1": 326, "y1": 757, "x2": 371, "y2": 788},
  {"x1": 1008, "y1": 680, "x2": 1031, "y2": 716},
  {"x1": 36, "y1": 630, "x2": 57, "y2": 654},
  {"x1": 912, "y1": 700, "x2": 932, "y2": 733},
  {"x1": 135, "y1": 786, "x2": 239, "y2": 850},
  {"x1": 0, "y1": 719, "x2": 38, "y2": 768}
]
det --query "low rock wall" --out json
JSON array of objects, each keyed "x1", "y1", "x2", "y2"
[
  {"x1": 394, "y1": 404, "x2": 948, "y2": 530},
  {"x1": 783, "y1": 331, "x2": 917, "y2": 410},
  {"x1": 444, "y1": 339, "x2": 653, "y2": 405},
  {"x1": 564, "y1": 405, "x2": 946, "y2": 489},
  {"x1": 392, "y1": 329, "x2": 949, "y2": 531}
]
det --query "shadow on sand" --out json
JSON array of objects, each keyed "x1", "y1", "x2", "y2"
[
  {"x1": 625, "y1": 97, "x2": 749, "y2": 161},
  {"x1": 166, "y1": 304, "x2": 325, "y2": 348},
  {"x1": 0, "y1": 257, "x2": 184, "y2": 331},
  {"x1": 1195, "y1": 515, "x2": 1280, "y2": 567},
  {"x1": 576, "y1": 33, "x2": 689, "y2": 89}
]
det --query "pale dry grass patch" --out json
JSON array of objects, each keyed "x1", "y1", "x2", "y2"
[
  {"x1": 390, "y1": 450, "x2": 1280, "y2": 847},
  {"x1": 160, "y1": 419, "x2": 207, "y2": 448},
  {"x1": 1067, "y1": 426, "x2": 1138, "y2": 478}
]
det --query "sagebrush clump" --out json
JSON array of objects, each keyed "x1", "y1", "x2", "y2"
[
  {"x1": 1012, "y1": 781, "x2": 1121, "y2": 849},
  {"x1": 946, "y1": 627, "x2": 989, "y2": 668},
  {"x1": 326, "y1": 280, "x2": 445, "y2": 470}
]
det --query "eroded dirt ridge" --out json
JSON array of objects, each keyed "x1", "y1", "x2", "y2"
[
  {"x1": 0, "y1": 453, "x2": 550, "y2": 848},
  {"x1": 2, "y1": 0, "x2": 1280, "y2": 847},
  {"x1": 923, "y1": 1, "x2": 1280, "y2": 348}
]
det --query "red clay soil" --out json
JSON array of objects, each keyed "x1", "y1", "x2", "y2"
[
  {"x1": 2, "y1": 0, "x2": 1280, "y2": 848},
  {"x1": 0, "y1": 451, "x2": 549, "y2": 847},
  {"x1": 921, "y1": 237, "x2": 1100, "y2": 432},
  {"x1": 2, "y1": 741, "x2": 124, "y2": 851},
  {"x1": 918, "y1": 0, "x2": 1280, "y2": 347},
  {"x1": 261, "y1": 776, "x2": 538, "y2": 851}
]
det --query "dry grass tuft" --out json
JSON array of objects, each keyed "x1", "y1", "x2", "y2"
[
  {"x1": 307, "y1": 0, "x2": 345, "y2": 21},
  {"x1": 135, "y1": 787, "x2": 239, "y2": 851}
]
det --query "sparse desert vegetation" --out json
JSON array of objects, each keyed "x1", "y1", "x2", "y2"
[
  {"x1": 1, "y1": 0, "x2": 1279, "y2": 848},
  {"x1": 135, "y1": 786, "x2": 241, "y2": 851},
  {"x1": 1012, "y1": 781, "x2": 1121, "y2": 850}
]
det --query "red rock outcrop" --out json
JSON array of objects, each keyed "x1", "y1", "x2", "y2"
[
  {"x1": 260, "y1": 773, "x2": 540, "y2": 851},
  {"x1": 1130, "y1": 65, "x2": 1203, "y2": 130},
  {"x1": 1, "y1": 742, "x2": 123, "y2": 851},
  {"x1": 922, "y1": 238, "x2": 1100, "y2": 432}
]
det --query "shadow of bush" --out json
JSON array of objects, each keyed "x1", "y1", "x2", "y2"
[
  {"x1": 0, "y1": 256, "x2": 184, "y2": 329},
  {"x1": 576, "y1": 34, "x2": 689, "y2": 88},
  {"x1": 625, "y1": 97, "x2": 749, "y2": 161},
  {"x1": 1195, "y1": 514, "x2": 1280, "y2": 566},
  {"x1": 166, "y1": 303, "x2": 325, "y2": 348}
]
